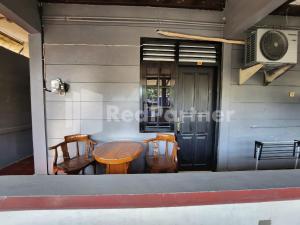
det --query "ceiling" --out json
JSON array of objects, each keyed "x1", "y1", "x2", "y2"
[
  {"x1": 290, "y1": 0, "x2": 300, "y2": 5},
  {"x1": 39, "y1": 0, "x2": 225, "y2": 11},
  {"x1": 39, "y1": 0, "x2": 300, "y2": 16},
  {"x1": 271, "y1": 0, "x2": 300, "y2": 16}
]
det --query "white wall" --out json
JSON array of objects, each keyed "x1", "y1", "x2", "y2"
[{"x1": 2, "y1": 200, "x2": 300, "y2": 225}]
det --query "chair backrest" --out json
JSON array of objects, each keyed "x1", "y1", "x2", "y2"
[
  {"x1": 144, "y1": 134, "x2": 178, "y2": 160},
  {"x1": 64, "y1": 134, "x2": 92, "y2": 158},
  {"x1": 49, "y1": 134, "x2": 96, "y2": 166}
]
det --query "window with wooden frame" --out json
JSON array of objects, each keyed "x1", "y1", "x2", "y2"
[
  {"x1": 140, "y1": 40, "x2": 176, "y2": 132},
  {"x1": 141, "y1": 61, "x2": 176, "y2": 132}
]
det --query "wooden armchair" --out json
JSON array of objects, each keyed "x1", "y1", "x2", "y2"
[
  {"x1": 144, "y1": 134, "x2": 179, "y2": 173},
  {"x1": 49, "y1": 134, "x2": 97, "y2": 175}
]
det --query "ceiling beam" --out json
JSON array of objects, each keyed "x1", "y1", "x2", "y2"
[
  {"x1": 0, "y1": 16, "x2": 29, "y2": 57},
  {"x1": 0, "y1": 17, "x2": 28, "y2": 42},
  {"x1": 224, "y1": 0, "x2": 289, "y2": 39},
  {"x1": 0, "y1": 32, "x2": 29, "y2": 57}
]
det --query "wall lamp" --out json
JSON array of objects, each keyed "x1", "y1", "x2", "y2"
[{"x1": 44, "y1": 78, "x2": 69, "y2": 96}]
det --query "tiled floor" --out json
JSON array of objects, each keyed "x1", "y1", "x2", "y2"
[{"x1": 0, "y1": 156, "x2": 34, "y2": 175}]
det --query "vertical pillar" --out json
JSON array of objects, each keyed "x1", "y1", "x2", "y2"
[
  {"x1": 217, "y1": 43, "x2": 232, "y2": 171},
  {"x1": 29, "y1": 33, "x2": 48, "y2": 174}
]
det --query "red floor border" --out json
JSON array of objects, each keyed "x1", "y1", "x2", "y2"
[{"x1": 1, "y1": 187, "x2": 300, "y2": 211}]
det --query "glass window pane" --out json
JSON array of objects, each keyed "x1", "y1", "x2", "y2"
[
  {"x1": 146, "y1": 87, "x2": 158, "y2": 103},
  {"x1": 159, "y1": 88, "x2": 171, "y2": 107},
  {"x1": 141, "y1": 58, "x2": 175, "y2": 132},
  {"x1": 159, "y1": 77, "x2": 171, "y2": 87},
  {"x1": 146, "y1": 79, "x2": 158, "y2": 86}
]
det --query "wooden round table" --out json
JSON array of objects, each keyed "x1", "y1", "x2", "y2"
[{"x1": 93, "y1": 141, "x2": 144, "y2": 174}]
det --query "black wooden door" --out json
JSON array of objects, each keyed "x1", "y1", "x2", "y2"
[{"x1": 176, "y1": 66, "x2": 216, "y2": 169}]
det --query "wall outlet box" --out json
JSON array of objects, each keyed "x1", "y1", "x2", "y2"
[{"x1": 289, "y1": 91, "x2": 295, "y2": 97}]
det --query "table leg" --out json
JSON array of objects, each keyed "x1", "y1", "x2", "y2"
[{"x1": 106, "y1": 163, "x2": 129, "y2": 174}]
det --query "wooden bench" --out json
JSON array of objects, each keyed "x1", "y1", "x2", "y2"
[{"x1": 254, "y1": 141, "x2": 300, "y2": 170}]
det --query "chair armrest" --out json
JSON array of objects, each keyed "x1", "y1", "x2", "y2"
[
  {"x1": 171, "y1": 142, "x2": 179, "y2": 162},
  {"x1": 89, "y1": 139, "x2": 97, "y2": 146},
  {"x1": 144, "y1": 138, "x2": 156, "y2": 143},
  {"x1": 48, "y1": 142, "x2": 64, "y2": 150},
  {"x1": 86, "y1": 139, "x2": 97, "y2": 159},
  {"x1": 49, "y1": 145, "x2": 57, "y2": 151},
  {"x1": 48, "y1": 142, "x2": 64, "y2": 166},
  {"x1": 48, "y1": 141, "x2": 65, "y2": 150}
]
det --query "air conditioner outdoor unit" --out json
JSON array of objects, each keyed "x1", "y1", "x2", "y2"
[{"x1": 245, "y1": 28, "x2": 298, "y2": 68}]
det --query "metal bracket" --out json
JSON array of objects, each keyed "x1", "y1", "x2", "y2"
[
  {"x1": 264, "y1": 64, "x2": 294, "y2": 86},
  {"x1": 239, "y1": 63, "x2": 264, "y2": 85}
]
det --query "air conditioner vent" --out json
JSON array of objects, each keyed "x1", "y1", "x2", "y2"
[
  {"x1": 260, "y1": 30, "x2": 288, "y2": 61},
  {"x1": 244, "y1": 28, "x2": 298, "y2": 67},
  {"x1": 245, "y1": 32, "x2": 256, "y2": 65}
]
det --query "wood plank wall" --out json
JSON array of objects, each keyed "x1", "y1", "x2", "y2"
[
  {"x1": 42, "y1": 3, "x2": 223, "y2": 172},
  {"x1": 43, "y1": 3, "x2": 300, "y2": 171},
  {"x1": 227, "y1": 16, "x2": 300, "y2": 170},
  {"x1": 0, "y1": 47, "x2": 33, "y2": 169}
]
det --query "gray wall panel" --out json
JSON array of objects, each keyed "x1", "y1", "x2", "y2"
[
  {"x1": 231, "y1": 85, "x2": 300, "y2": 103},
  {"x1": 45, "y1": 65, "x2": 139, "y2": 83},
  {"x1": 0, "y1": 129, "x2": 33, "y2": 169},
  {"x1": 227, "y1": 119, "x2": 300, "y2": 169},
  {"x1": 46, "y1": 102, "x2": 81, "y2": 120},
  {"x1": 47, "y1": 119, "x2": 81, "y2": 139},
  {"x1": 231, "y1": 49, "x2": 243, "y2": 69},
  {"x1": 231, "y1": 69, "x2": 300, "y2": 86},
  {"x1": 46, "y1": 83, "x2": 139, "y2": 102},
  {"x1": 80, "y1": 119, "x2": 140, "y2": 139},
  {"x1": 229, "y1": 120, "x2": 300, "y2": 138},
  {"x1": 227, "y1": 18, "x2": 300, "y2": 170},
  {"x1": 230, "y1": 103, "x2": 300, "y2": 120},
  {"x1": 44, "y1": 45, "x2": 140, "y2": 65},
  {"x1": 80, "y1": 102, "x2": 139, "y2": 120},
  {"x1": 0, "y1": 48, "x2": 33, "y2": 168},
  {"x1": 43, "y1": 3, "x2": 300, "y2": 172},
  {"x1": 270, "y1": 70, "x2": 300, "y2": 86},
  {"x1": 43, "y1": 4, "x2": 224, "y2": 23},
  {"x1": 44, "y1": 24, "x2": 223, "y2": 45},
  {"x1": 43, "y1": 4, "x2": 223, "y2": 159}
]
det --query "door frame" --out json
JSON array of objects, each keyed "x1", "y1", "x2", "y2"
[
  {"x1": 175, "y1": 57, "x2": 222, "y2": 171},
  {"x1": 140, "y1": 37, "x2": 222, "y2": 170}
]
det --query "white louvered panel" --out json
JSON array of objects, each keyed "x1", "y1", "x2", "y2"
[
  {"x1": 142, "y1": 42, "x2": 175, "y2": 62},
  {"x1": 179, "y1": 43, "x2": 217, "y2": 64},
  {"x1": 179, "y1": 58, "x2": 217, "y2": 63}
]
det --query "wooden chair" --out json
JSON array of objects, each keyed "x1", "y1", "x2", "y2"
[
  {"x1": 49, "y1": 134, "x2": 97, "y2": 175},
  {"x1": 144, "y1": 134, "x2": 179, "y2": 173}
]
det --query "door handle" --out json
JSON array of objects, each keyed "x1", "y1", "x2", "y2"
[{"x1": 176, "y1": 117, "x2": 181, "y2": 132}]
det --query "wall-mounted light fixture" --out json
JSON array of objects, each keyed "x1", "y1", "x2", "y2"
[{"x1": 44, "y1": 78, "x2": 69, "y2": 96}]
